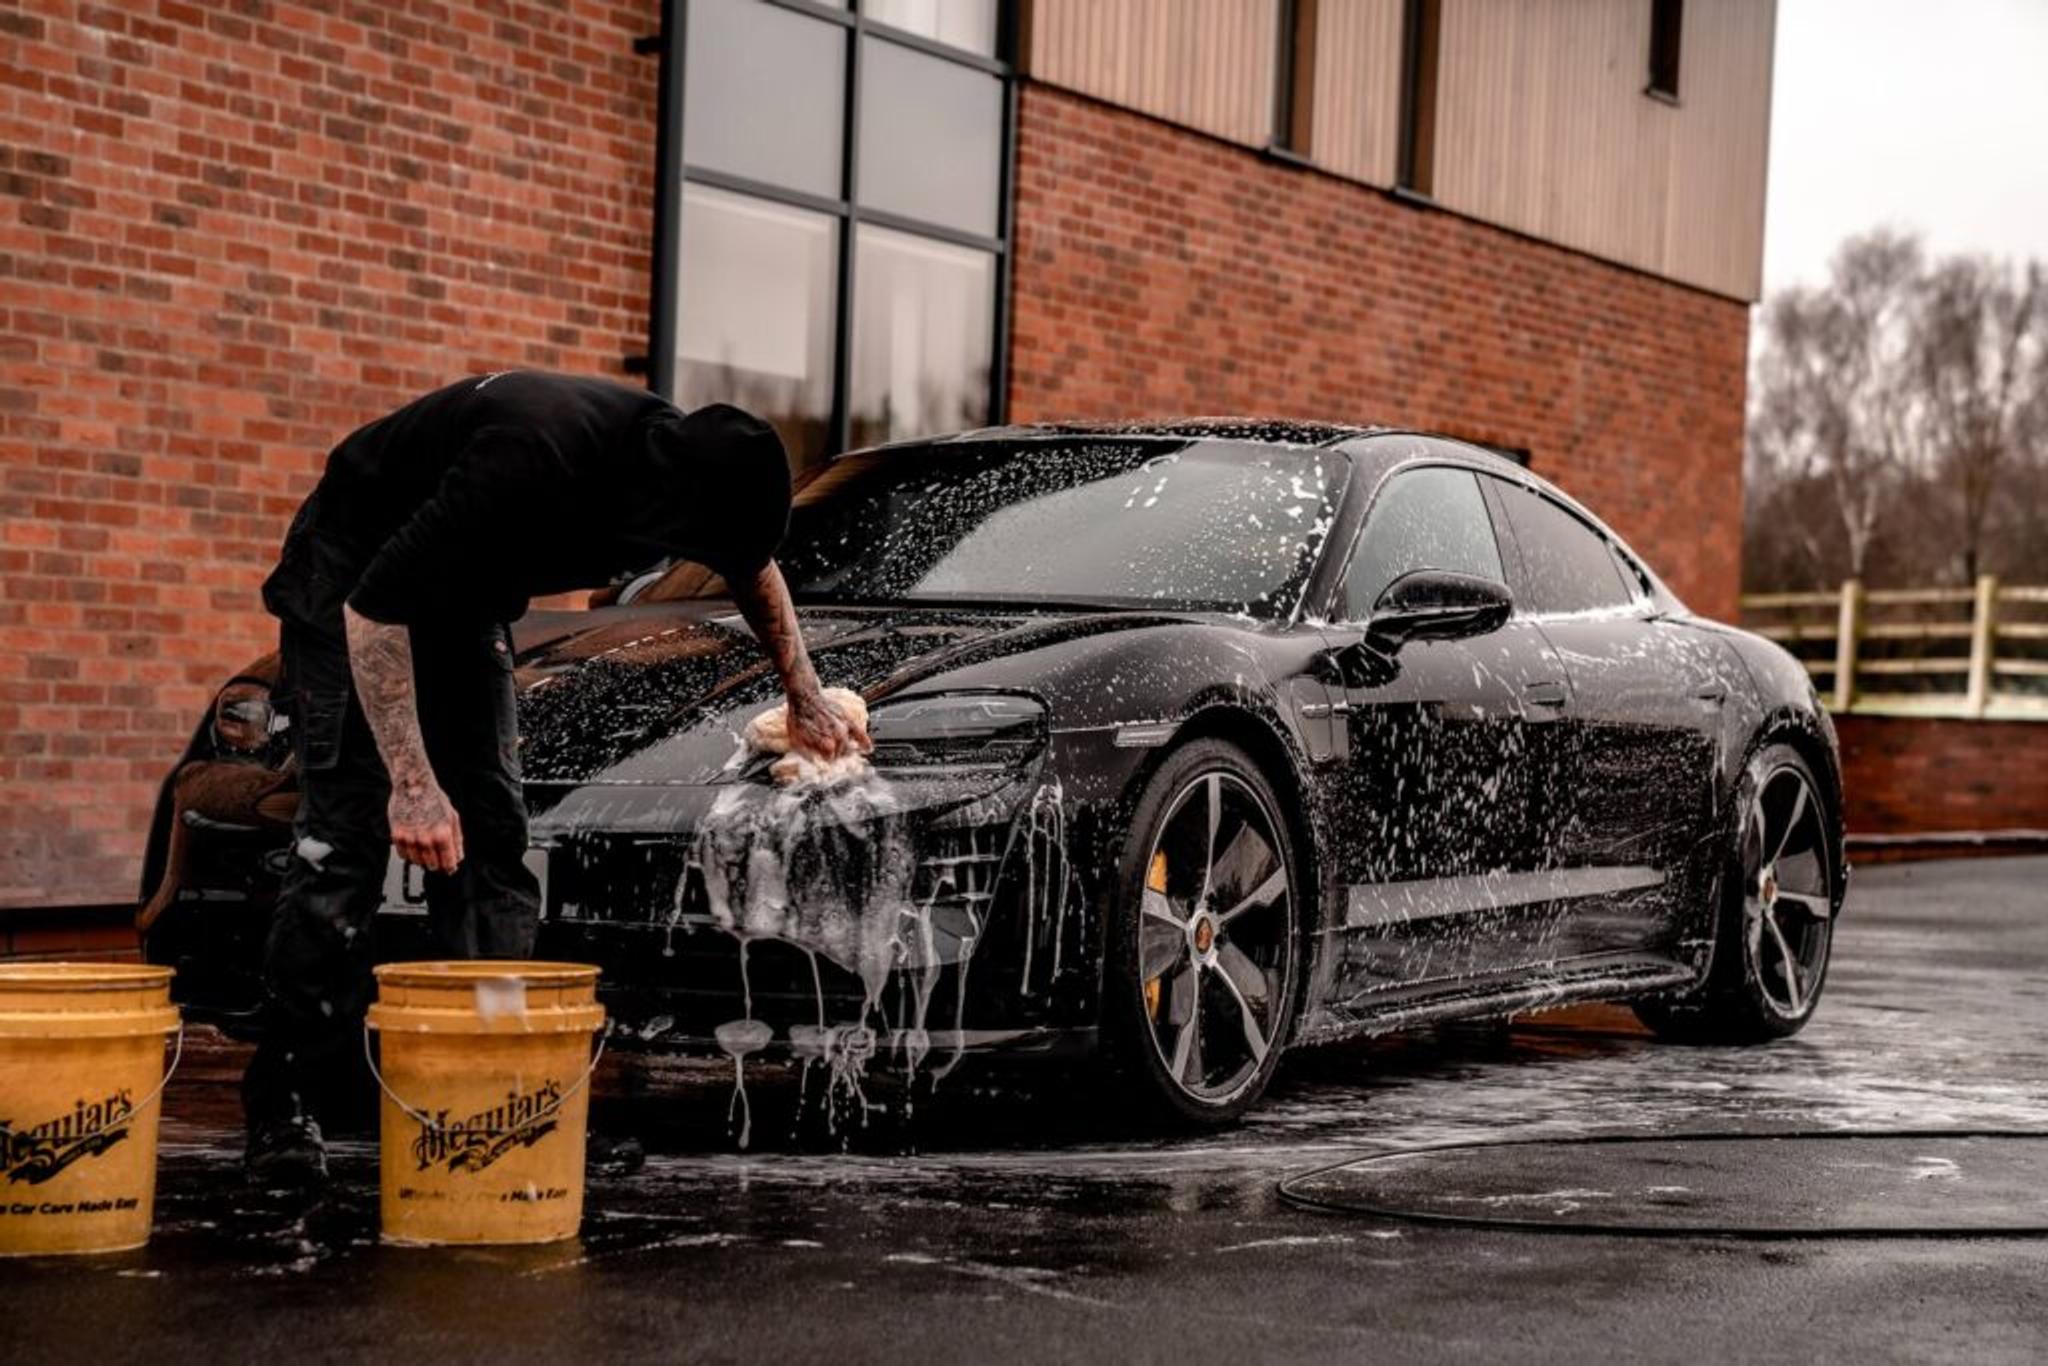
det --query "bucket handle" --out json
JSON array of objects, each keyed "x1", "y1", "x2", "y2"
[
  {"x1": 124, "y1": 1023, "x2": 186, "y2": 1119},
  {"x1": 361, "y1": 1019, "x2": 611, "y2": 1134}
]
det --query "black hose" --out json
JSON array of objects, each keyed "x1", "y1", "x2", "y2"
[{"x1": 1276, "y1": 1128, "x2": 2048, "y2": 1239}]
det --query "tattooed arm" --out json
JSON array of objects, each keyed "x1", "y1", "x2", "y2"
[
  {"x1": 342, "y1": 604, "x2": 465, "y2": 872},
  {"x1": 729, "y1": 560, "x2": 871, "y2": 761}
]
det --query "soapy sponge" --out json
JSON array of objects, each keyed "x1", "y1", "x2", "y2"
[{"x1": 744, "y1": 687, "x2": 871, "y2": 787}]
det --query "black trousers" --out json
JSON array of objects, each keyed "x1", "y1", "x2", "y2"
[{"x1": 244, "y1": 615, "x2": 541, "y2": 1128}]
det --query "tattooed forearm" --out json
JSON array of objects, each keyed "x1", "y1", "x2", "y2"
[
  {"x1": 731, "y1": 560, "x2": 819, "y2": 695},
  {"x1": 342, "y1": 604, "x2": 435, "y2": 794},
  {"x1": 729, "y1": 560, "x2": 869, "y2": 760},
  {"x1": 344, "y1": 604, "x2": 462, "y2": 869}
]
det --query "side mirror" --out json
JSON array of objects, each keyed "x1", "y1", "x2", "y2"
[{"x1": 1367, "y1": 570, "x2": 1514, "y2": 649}]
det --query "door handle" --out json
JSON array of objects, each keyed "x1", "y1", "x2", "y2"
[
  {"x1": 1694, "y1": 681, "x2": 1729, "y2": 705},
  {"x1": 1300, "y1": 701, "x2": 1355, "y2": 718},
  {"x1": 1524, "y1": 680, "x2": 1568, "y2": 708}
]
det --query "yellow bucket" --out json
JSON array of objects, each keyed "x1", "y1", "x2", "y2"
[
  {"x1": 0, "y1": 963, "x2": 181, "y2": 1256},
  {"x1": 365, "y1": 961, "x2": 606, "y2": 1246}
]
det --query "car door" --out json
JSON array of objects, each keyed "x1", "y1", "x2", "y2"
[
  {"x1": 1315, "y1": 462, "x2": 1575, "y2": 1002},
  {"x1": 1481, "y1": 475, "x2": 1723, "y2": 964}
]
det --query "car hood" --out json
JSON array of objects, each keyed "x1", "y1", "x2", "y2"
[{"x1": 513, "y1": 602, "x2": 1175, "y2": 787}]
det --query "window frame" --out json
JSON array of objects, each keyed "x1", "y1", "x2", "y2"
[
  {"x1": 1323, "y1": 459, "x2": 1514, "y2": 626},
  {"x1": 647, "y1": 0, "x2": 1018, "y2": 462}
]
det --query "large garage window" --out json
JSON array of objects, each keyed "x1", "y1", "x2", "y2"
[
  {"x1": 656, "y1": 0, "x2": 1014, "y2": 471},
  {"x1": 676, "y1": 185, "x2": 839, "y2": 464},
  {"x1": 850, "y1": 225, "x2": 995, "y2": 446}
]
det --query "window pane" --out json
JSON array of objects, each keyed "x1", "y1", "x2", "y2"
[
  {"x1": 1607, "y1": 541, "x2": 1651, "y2": 600},
  {"x1": 1344, "y1": 467, "x2": 1503, "y2": 618},
  {"x1": 1648, "y1": 0, "x2": 1683, "y2": 97},
  {"x1": 676, "y1": 184, "x2": 837, "y2": 468},
  {"x1": 683, "y1": 0, "x2": 845, "y2": 198},
  {"x1": 858, "y1": 37, "x2": 1003, "y2": 236},
  {"x1": 862, "y1": 0, "x2": 998, "y2": 56},
  {"x1": 850, "y1": 225, "x2": 993, "y2": 446},
  {"x1": 1492, "y1": 480, "x2": 1634, "y2": 615}
]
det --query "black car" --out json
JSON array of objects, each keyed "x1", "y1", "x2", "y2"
[{"x1": 142, "y1": 421, "x2": 1844, "y2": 1124}]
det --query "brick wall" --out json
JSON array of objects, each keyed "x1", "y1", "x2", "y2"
[
  {"x1": 1835, "y1": 715, "x2": 2048, "y2": 837},
  {"x1": 0, "y1": 0, "x2": 657, "y2": 908},
  {"x1": 1007, "y1": 85, "x2": 1749, "y2": 624}
]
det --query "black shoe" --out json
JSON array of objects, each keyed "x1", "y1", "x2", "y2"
[
  {"x1": 245, "y1": 1114, "x2": 330, "y2": 1190},
  {"x1": 586, "y1": 1131, "x2": 645, "y2": 1178}
]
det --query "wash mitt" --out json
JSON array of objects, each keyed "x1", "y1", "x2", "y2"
[{"x1": 745, "y1": 686, "x2": 871, "y2": 787}]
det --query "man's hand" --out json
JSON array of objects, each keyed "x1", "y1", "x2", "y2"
[
  {"x1": 784, "y1": 683, "x2": 873, "y2": 762},
  {"x1": 389, "y1": 776, "x2": 465, "y2": 873}
]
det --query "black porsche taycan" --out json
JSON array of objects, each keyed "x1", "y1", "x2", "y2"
[{"x1": 142, "y1": 420, "x2": 1845, "y2": 1124}]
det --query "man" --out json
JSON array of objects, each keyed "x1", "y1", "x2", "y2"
[{"x1": 246, "y1": 370, "x2": 869, "y2": 1185}]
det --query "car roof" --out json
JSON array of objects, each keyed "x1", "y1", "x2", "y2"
[
  {"x1": 868, "y1": 419, "x2": 1544, "y2": 473},
  {"x1": 928, "y1": 417, "x2": 1397, "y2": 448},
  {"x1": 821, "y1": 420, "x2": 1682, "y2": 615},
  {"x1": 1344, "y1": 430, "x2": 1534, "y2": 476}
]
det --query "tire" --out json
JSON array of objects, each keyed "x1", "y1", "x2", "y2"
[
  {"x1": 1099, "y1": 738, "x2": 1306, "y2": 1126},
  {"x1": 1636, "y1": 740, "x2": 1840, "y2": 1044}
]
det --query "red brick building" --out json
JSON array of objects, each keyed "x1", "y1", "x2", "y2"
[{"x1": 0, "y1": 0, "x2": 1775, "y2": 909}]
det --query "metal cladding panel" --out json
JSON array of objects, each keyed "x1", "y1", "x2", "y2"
[
  {"x1": 1310, "y1": 0, "x2": 1405, "y2": 187},
  {"x1": 1027, "y1": 0, "x2": 1280, "y2": 148},
  {"x1": 1027, "y1": 0, "x2": 1773, "y2": 301},
  {"x1": 1430, "y1": 0, "x2": 1775, "y2": 301},
  {"x1": 1661, "y1": 0, "x2": 1777, "y2": 301}
]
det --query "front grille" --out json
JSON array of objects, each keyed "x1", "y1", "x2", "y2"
[
  {"x1": 546, "y1": 835, "x2": 689, "y2": 925},
  {"x1": 548, "y1": 824, "x2": 1011, "y2": 953},
  {"x1": 908, "y1": 823, "x2": 1008, "y2": 961},
  {"x1": 536, "y1": 809, "x2": 1032, "y2": 1042}
]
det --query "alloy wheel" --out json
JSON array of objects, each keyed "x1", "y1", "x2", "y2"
[
  {"x1": 1741, "y1": 762, "x2": 1834, "y2": 1019},
  {"x1": 1138, "y1": 771, "x2": 1294, "y2": 1104}
]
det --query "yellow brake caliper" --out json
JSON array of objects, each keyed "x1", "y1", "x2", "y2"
[{"x1": 1144, "y1": 850, "x2": 1169, "y2": 1020}]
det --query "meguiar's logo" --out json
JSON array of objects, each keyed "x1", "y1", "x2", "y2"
[
  {"x1": 410, "y1": 1081, "x2": 563, "y2": 1174},
  {"x1": 1, "y1": 1091, "x2": 136, "y2": 1185}
]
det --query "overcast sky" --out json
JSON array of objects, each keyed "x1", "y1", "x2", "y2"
[{"x1": 1762, "y1": 0, "x2": 2048, "y2": 295}]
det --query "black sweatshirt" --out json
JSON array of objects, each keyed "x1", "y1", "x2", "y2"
[{"x1": 261, "y1": 372, "x2": 792, "y2": 629}]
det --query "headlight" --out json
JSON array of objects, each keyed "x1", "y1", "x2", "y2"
[
  {"x1": 866, "y1": 693, "x2": 1047, "y2": 768},
  {"x1": 212, "y1": 680, "x2": 276, "y2": 755}
]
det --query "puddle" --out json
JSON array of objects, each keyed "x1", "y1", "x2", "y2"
[{"x1": 1281, "y1": 1131, "x2": 2048, "y2": 1236}]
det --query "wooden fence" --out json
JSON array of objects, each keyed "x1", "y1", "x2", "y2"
[{"x1": 1738, "y1": 578, "x2": 2048, "y2": 721}]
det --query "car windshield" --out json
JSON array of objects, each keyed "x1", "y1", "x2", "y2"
[{"x1": 696, "y1": 438, "x2": 1344, "y2": 616}]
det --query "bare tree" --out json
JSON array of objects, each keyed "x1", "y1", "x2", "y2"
[
  {"x1": 1912, "y1": 256, "x2": 2046, "y2": 582},
  {"x1": 1748, "y1": 232, "x2": 1923, "y2": 583},
  {"x1": 1745, "y1": 231, "x2": 2048, "y2": 593}
]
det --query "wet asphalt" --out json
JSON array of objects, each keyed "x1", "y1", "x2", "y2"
[{"x1": 4, "y1": 855, "x2": 2047, "y2": 1364}]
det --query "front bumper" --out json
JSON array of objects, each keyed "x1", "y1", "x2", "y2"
[{"x1": 522, "y1": 757, "x2": 1099, "y2": 1061}]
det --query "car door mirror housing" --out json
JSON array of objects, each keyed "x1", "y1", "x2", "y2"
[{"x1": 1367, "y1": 570, "x2": 1514, "y2": 648}]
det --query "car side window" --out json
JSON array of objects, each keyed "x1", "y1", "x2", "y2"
[
  {"x1": 1490, "y1": 479, "x2": 1634, "y2": 615},
  {"x1": 1607, "y1": 541, "x2": 1654, "y2": 602},
  {"x1": 1340, "y1": 466, "x2": 1504, "y2": 620}
]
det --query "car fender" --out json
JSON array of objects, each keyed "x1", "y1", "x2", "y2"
[
  {"x1": 1018, "y1": 626, "x2": 1340, "y2": 1019},
  {"x1": 1682, "y1": 619, "x2": 1847, "y2": 908}
]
